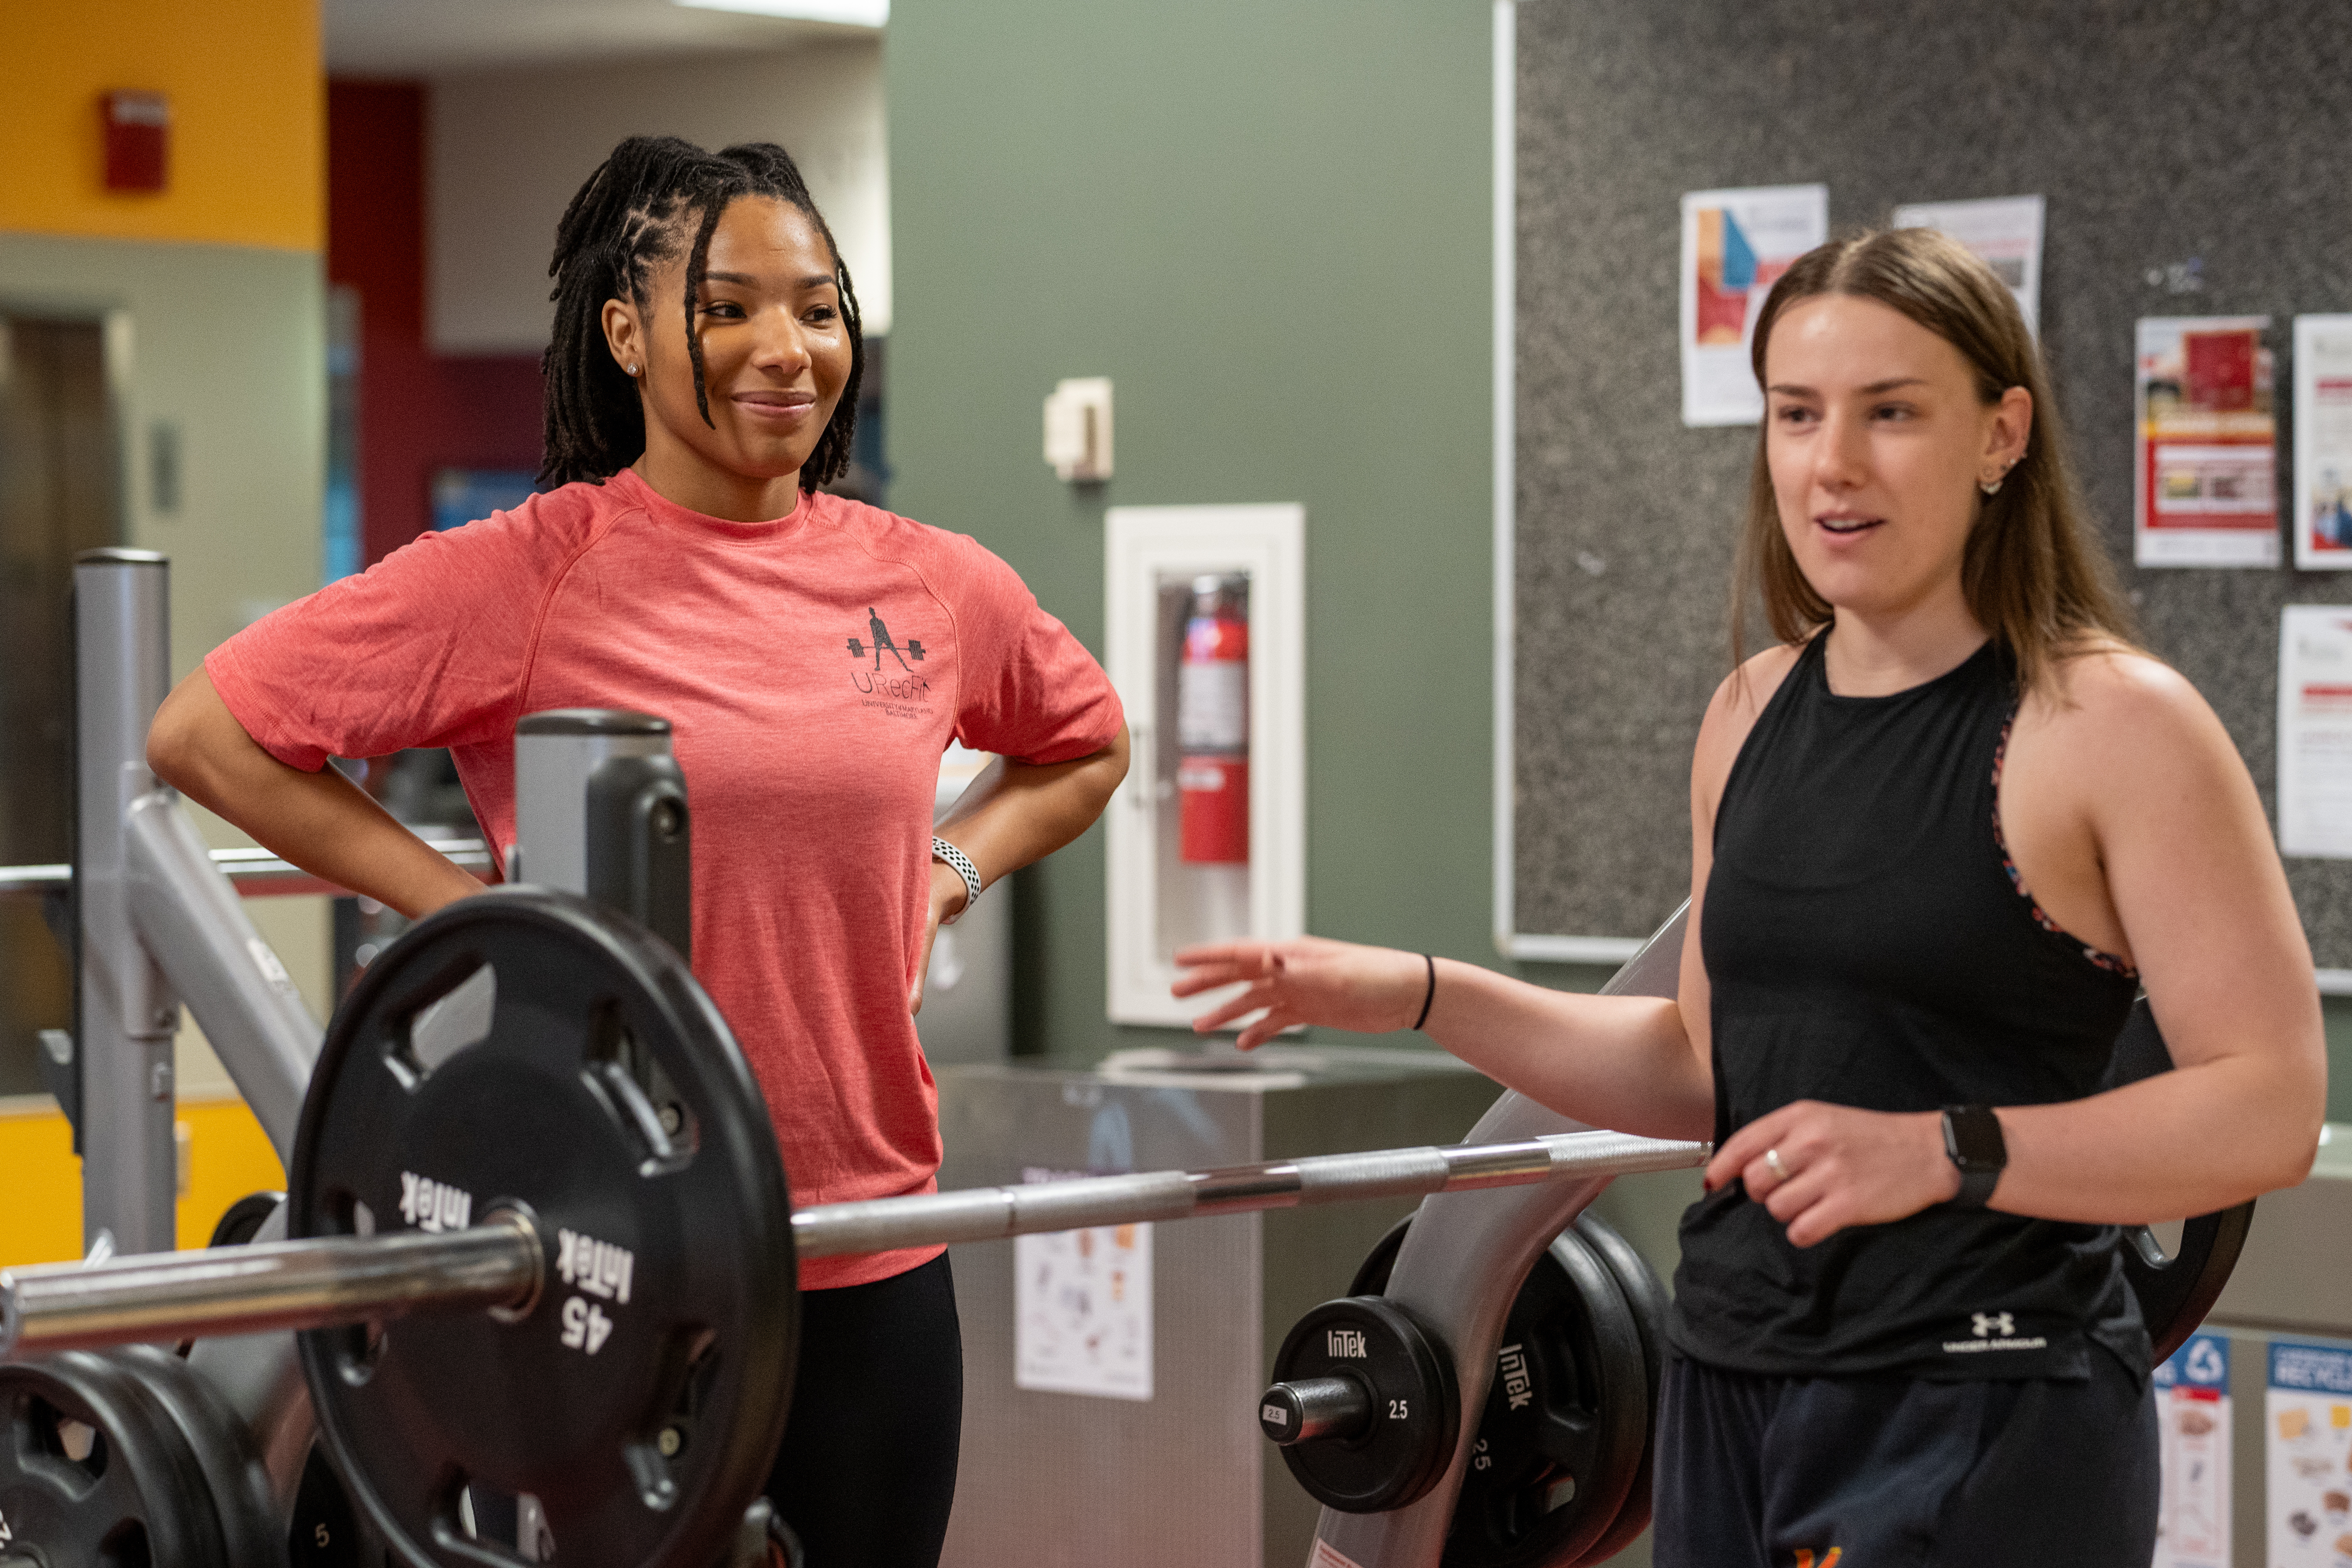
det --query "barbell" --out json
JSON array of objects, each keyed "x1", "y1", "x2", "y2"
[{"x1": 0, "y1": 887, "x2": 1709, "y2": 1568}]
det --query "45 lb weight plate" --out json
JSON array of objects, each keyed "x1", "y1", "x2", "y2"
[{"x1": 290, "y1": 889, "x2": 798, "y2": 1568}]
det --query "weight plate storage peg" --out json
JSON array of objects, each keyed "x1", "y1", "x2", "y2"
[
  {"x1": 1352, "y1": 1215, "x2": 1655, "y2": 1567},
  {"x1": 0, "y1": 1350, "x2": 231, "y2": 1568},
  {"x1": 289, "y1": 889, "x2": 800, "y2": 1568},
  {"x1": 1262, "y1": 1297, "x2": 1460, "y2": 1514}
]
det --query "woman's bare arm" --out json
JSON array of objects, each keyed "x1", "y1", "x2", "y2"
[
  {"x1": 147, "y1": 670, "x2": 485, "y2": 919},
  {"x1": 1172, "y1": 654, "x2": 1798, "y2": 1142},
  {"x1": 908, "y1": 725, "x2": 1132, "y2": 1010}
]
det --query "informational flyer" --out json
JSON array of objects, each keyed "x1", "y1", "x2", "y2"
[
  {"x1": 2267, "y1": 1339, "x2": 2352, "y2": 1563},
  {"x1": 2155, "y1": 1332, "x2": 2233, "y2": 1568},
  {"x1": 1891, "y1": 194, "x2": 2046, "y2": 336},
  {"x1": 2294, "y1": 315, "x2": 2352, "y2": 570},
  {"x1": 1679, "y1": 183, "x2": 1829, "y2": 427},
  {"x1": 2278, "y1": 607, "x2": 2352, "y2": 860},
  {"x1": 2136, "y1": 316, "x2": 2280, "y2": 567},
  {"x1": 1014, "y1": 1167, "x2": 1153, "y2": 1400}
]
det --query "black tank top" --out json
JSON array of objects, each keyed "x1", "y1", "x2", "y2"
[{"x1": 1670, "y1": 631, "x2": 2148, "y2": 1381}]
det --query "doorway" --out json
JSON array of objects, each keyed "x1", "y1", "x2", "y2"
[{"x1": 0, "y1": 314, "x2": 122, "y2": 1095}]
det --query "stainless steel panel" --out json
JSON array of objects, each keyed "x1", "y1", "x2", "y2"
[{"x1": 937, "y1": 1052, "x2": 1500, "y2": 1568}]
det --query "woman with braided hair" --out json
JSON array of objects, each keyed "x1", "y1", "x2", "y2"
[{"x1": 150, "y1": 135, "x2": 1128, "y2": 1563}]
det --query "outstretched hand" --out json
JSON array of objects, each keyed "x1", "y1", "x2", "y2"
[
  {"x1": 1170, "y1": 937, "x2": 1428, "y2": 1049},
  {"x1": 1706, "y1": 1100, "x2": 1963, "y2": 1248}
]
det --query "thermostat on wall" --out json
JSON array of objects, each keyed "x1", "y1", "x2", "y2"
[{"x1": 1044, "y1": 377, "x2": 1113, "y2": 482}]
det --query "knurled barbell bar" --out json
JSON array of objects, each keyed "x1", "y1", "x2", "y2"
[
  {"x1": 0, "y1": 1132, "x2": 1706, "y2": 1357},
  {"x1": 0, "y1": 887, "x2": 1707, "y2": 1568}
]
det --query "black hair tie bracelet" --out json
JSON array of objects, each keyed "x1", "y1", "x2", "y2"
[{"x1": 1411, "y1": 954, "x2": 1437, "y2": 1031}]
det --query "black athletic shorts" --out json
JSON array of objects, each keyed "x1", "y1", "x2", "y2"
[
  {"x1": 764, "y1": 1252, "x2": 964, "y2": 1568},
  {"x1": 1653, "y1": 1350, "x2": 2157, "y2": 1566}
]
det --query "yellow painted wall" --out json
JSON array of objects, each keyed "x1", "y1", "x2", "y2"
[
  {"x1": 0, "y1": 1093, "x2": 287, "y2": 1267},
  {"x1": 0, "y1": 0, "x2": 322, "y2": 251}
]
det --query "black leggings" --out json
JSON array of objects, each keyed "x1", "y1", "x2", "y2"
[{"x1": 764, "y1": 1253, "x2": 964, "y2": 1568}]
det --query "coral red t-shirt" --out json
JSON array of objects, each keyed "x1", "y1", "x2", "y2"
[{"x1": 207, "y1": 468, "x2": 1123, "y2": 1287}]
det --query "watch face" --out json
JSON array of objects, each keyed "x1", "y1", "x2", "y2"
[{"x1": 1945, "y1": 1106, "x2": 2006, "y2": 1168}]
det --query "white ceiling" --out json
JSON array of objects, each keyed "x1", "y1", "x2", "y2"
[{"x1": 323, "y1": 0, "x2": 876, "y2": 78}]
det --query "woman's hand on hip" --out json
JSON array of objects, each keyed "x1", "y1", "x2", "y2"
[
  {"x1": 1170, "y1": 938, "x2": 1425, "y2": 1049},
  {"x1": 1706, "y1": 1101, "x2": 1962, "y2": 1248},
  {"x1": 908, "y1": 860, "x2": 970, "y2": 1016}
]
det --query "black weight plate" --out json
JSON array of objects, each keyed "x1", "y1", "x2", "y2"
[
  {"x1": 106, "y1": 1344, "x2": 283, "y2": 1568},
  {"x1": 211, "y1": 1189, "x2": 288, "y2": 1248},
  {"x1": 1352, "y1": 1218, "x2": 1652, "y2": 1567},
  {"x1": 0, "y1": 1350, "x2": 228, "y2": 1568},
  {"x1": 291, "y1": 1441, "x2": 381, "y2": 1566},
  {"x1": 1569, "y1": 1214, "x2": 1668, "y2": 1566},
  {"x1": 1271, "y1": 1297, "x2": 1460, "y2": 1514},
  {"x1": 2099, "y1": 997, "x2": 2257, "y2": 1365},
  {"x1": 290, "y1": 888, "x2": 798, "y2": 1568},
  {"x1": 2129, "y1": 1205, "x2": 2255, "y2": 1368},
  {"x1": 1445, "y1": 1226, "x2": 1647, "y2": 1568}
]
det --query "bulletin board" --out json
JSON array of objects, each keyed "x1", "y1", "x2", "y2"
[{"x1": 1504, "y1": 0, "x2": 2352, "y2": 973}]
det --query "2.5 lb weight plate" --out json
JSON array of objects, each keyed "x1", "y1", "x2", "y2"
[
  {"x1": 1352, "y1": 1213, "x2": 1658, "y2": 1567},
  {"x1": 290, "y1": 889, "x2": 798, "y2": 1568},
  {"x1": 1266, "y1": 1297, "x2": 1461, "y2": 1513}
]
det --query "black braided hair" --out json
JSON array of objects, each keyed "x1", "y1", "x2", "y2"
[{"x1": 539, "y1": 135, "x2": 864, "y2": 492}]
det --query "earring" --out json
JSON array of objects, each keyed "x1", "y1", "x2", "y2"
[
  {"x1": 1980, "y1": 476, "x2": 2003, "y2": 497},
  {"x1": 626, "y1": 362, "x2": 639, "y2": 377}
]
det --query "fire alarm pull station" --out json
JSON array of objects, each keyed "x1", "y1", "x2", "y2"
[{"x1": 103, "y1": 92, "x2": 170, "y2": 193}]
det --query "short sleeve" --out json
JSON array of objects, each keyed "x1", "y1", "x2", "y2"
[
  {"x1": 205, "y1": 498, "x2": 586, "y2": 770},
  {"x1": 944, "y1": 537, "x2": 1124, "y2": 764}
]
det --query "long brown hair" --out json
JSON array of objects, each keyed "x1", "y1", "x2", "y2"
[{"x1": 1730, "y1": 226, "x2": 2136, "y2": 694}]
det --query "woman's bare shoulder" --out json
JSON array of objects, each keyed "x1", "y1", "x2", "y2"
[
  {"x1": 2025, "y1": 645, "x2": 2230, "y2": 776},
  {"x1": 1693, "y1": 641, "x2": 1807, "y2": 795}
]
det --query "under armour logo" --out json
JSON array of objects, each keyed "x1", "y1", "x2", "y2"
[
  {"x1": 1972, "y1": 1312, "x2": 2015, "y2": 1339},
  {"x1": 845, "y1": 608, "x2": 925, "y2": 671}
]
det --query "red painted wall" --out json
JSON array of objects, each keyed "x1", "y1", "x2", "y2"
[{"x1": 327, "y1": 81, "x2": 544, "y2": 566}]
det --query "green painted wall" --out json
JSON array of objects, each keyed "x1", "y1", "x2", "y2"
[
  {"x1": 884, "y1": 1, "x2": 2352, "y2": 1107},
  {"x1": 887, "y1": 0, "x2": 1516, "y2": 1058}
]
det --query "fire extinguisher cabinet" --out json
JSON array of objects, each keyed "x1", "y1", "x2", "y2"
[{"x1": 1103, "y1": 504, "x2": 1305, "y2": 1026}]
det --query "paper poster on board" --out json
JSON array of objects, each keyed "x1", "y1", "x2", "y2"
[
  {"x1": 2135, "y1": 316, "x2": 2280, "y2": 568},
  {"x1": 2278, "y1": 607, "x2": 2352, "y2": 860},
  {"x1": 1679, "y1": 183, "x2": 1829, "y2": 427},
  {"x1": 1890, "y1": 194, "x2": 2045, "y2": 337},
  {"x1": 2295, "y1": 315, "x2": 2352, "y2": 570},
  {"x1": 1014, "y1": 1166, "x2": 1153, "y2": 1400},
  {"x1": 2155, "y1": 1332, "x2": 2233, "y2": 1568},
  {"x1": 2267, "y1": 1339, "x2": 2352, "y2": 1561}
]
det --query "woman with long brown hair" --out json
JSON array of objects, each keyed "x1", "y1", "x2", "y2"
[{"x1": 1173, "y1": 228, "x2": 2323, "y2": 1562}]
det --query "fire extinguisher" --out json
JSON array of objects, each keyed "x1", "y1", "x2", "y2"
[{"x1": 1177, "y1": 574, "x2": 1249, "y2": 864}]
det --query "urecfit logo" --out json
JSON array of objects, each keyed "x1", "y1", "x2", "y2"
[
  {"x1": 845, "y1": 608, "x2": 935, "y2": 702},
  {"x1": 1942, "y1": 1308, "x2": 2048, "y2": 1355}
]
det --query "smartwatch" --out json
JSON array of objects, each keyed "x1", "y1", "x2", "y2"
[{"x1": 1941, "y1": 1105, "x2": 2006, "y2": 1208}]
